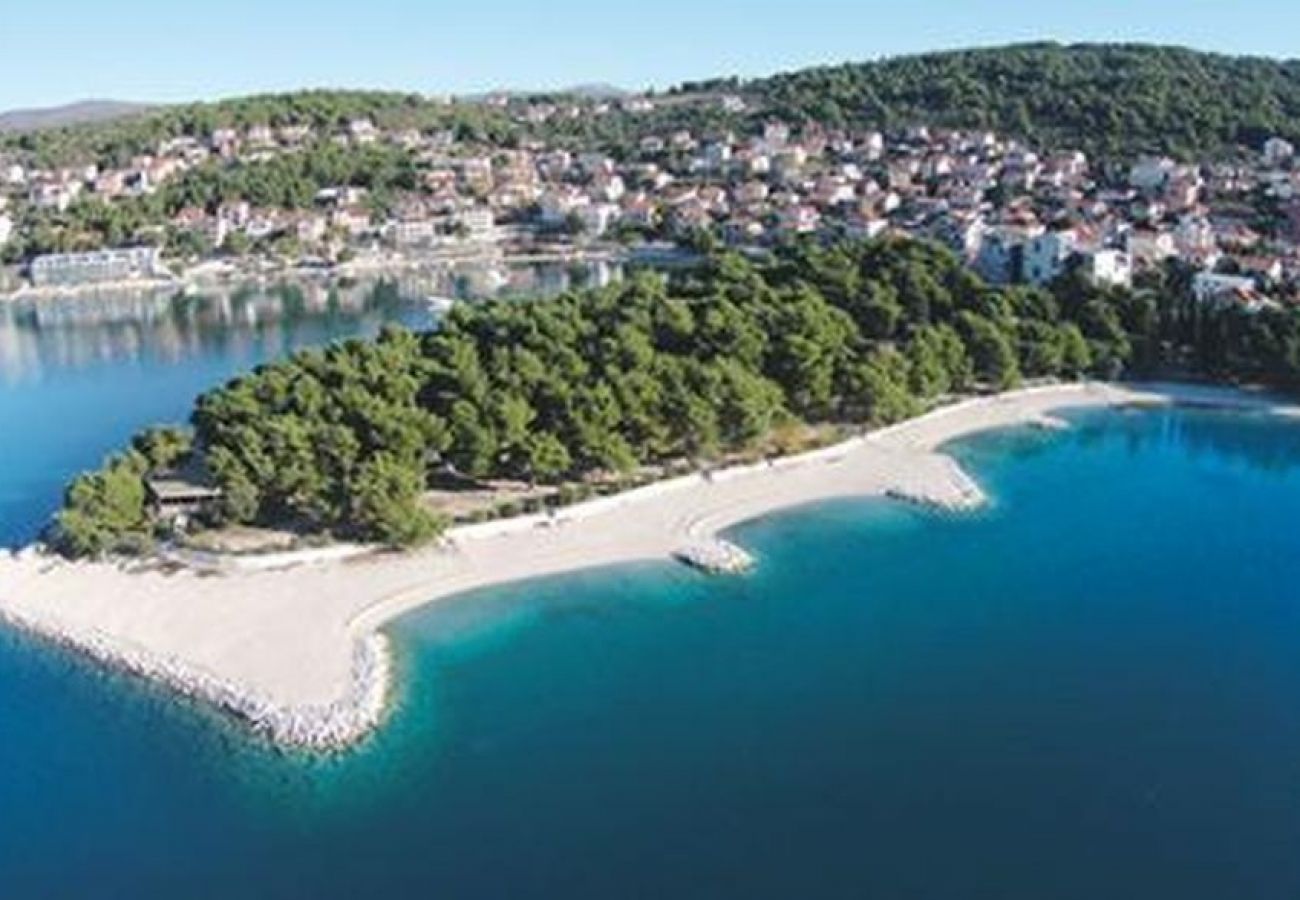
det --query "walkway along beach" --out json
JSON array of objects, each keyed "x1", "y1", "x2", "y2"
[{"x1": 0, "y1": 381, "x2": 1288, "y2": 748}]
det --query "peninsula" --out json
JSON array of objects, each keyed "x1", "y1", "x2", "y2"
[
  {"x1": 8, "y1": 219, "x2": 1300, "y2": 747},
  {"x1": 3, "y1": 380, "x2": 1271, "y2": 748}
]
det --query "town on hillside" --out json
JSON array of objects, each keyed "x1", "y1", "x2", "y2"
[{"x1": 1, "y1": 90, "x2": 1298, "y2": 313}]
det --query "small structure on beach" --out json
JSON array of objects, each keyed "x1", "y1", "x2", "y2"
[
  {"x1": 674, "y1": 539, "x2": 754, "y2": 575},
  {"x1": 145, "y1": 473, "x2": 222, "y2": 522}
]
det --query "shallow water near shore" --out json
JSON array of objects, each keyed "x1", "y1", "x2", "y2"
[{"x1": 4, "y1": 405, "x2": 1300, "y2": 897}]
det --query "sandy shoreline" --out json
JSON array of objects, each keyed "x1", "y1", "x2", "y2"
[{"x1": 0, "y1": 380, "x2": 1291, "y2": 748}]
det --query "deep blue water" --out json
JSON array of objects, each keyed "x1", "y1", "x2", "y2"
[{"x1": 2, "y1": 398, "x2": 1300, "y2": 897}]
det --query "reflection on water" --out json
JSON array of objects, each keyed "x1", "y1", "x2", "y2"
[
  {"x1": 0, "y1": 260, "x2": 624, "y2": 386},
  {"x1": 0, "y1": 259, "x2": 622, "y2": 545},
  {"x1": 1073, "y1": 404, "x2": 1300, "y2": 476}
]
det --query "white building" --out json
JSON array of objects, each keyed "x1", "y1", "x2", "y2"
[
  {"x1": 0, "y1": 213, "x2": 12, "y2": 246},
  {"x1": 1193, "y1": 272, "x2": 1264, "y2": 308},
  {"x1": 1264, "y1": 137, "x2": 1296, "y2": 168},
  {"x1": 29, "y1": 247, "x2": 162, "y2": 287},
  {"x1": 454, "y1": 207, "x2": 496, "y2": 238},
  {"x1": 389, "y1": 219, "x2": 442, "y2": 247},
  {"x1": 1081, "y1": 249, "x2": 1133, "y2": 289}
]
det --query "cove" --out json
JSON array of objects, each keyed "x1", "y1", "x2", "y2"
[{"x1": 2, "y1": 404, "x2": 1300, "y2": 898}]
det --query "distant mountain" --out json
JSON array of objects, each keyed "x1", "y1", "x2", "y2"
[
  {"x1": 459, "y1": 83, "x2": 630, "y2": 102},
  {"x1": 561, "y1": 83, "x2": 631, "y2": 100},
  {"x1": 0, "y1": 100, "x2": 151, "y2": 134}
]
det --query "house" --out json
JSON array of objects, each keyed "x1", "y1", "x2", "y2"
[
  {"x1": 1126, "y1": 229, "x2": 1177, "y2": 268},
  {"x1": 843, "y1": 214, "x2": 889, "y2": 241},
  {"x1": 172, "y1": 208, "x2": 228, "y2": 247},
  {"x1": 348, "y1": 119, "x2": 379, "y2": 144},
  {"x1": 733, "y1": 181, "x2": 770, "y2": 205},
  {"x1": 762, "y1": 122, "x2": 791, "y2": 150},
  {"x1": 590, "y1": 173, "x2": 626, "y2": 203},
  {"x1": 245, "y1": 124, "x2": 275, "y2": 147},
  {"x1": 218, "y1": 201, "x2": 252, "y2": 228},
  {"x1": 974, "y1": 229, "x2": 1023, "y2": 284},
  {"x1": 278, "y1": 124, "x2": 314, "y2": 146},
  {"x1": 777, "y1": 205, "x2": 820, "y2": 234},
  {"x1": 620, "y1": 194, "x2": 658, "y2": 228},
  {"x1": 1234, "y1": 255, "x2": 1285, "y2": 283},
  {"x1": 538, "y1": 188, "x2": 586, "y2": 226},
  {"x1": 1023, "y1": 230, "x2": 1079, "y2": 285},
  {"x1": 454, "y1": 207, "x2": 496, "y2": 238},
  {"x1": 30, "y1": 180, "x2": 80, "y2": 211},
  {"x1": 576, "y1": 203, "x2": 619, "y2": 236},
  {"x1": 1193, "y1": 272, "x2": 1270, "y2": 310},
  {"x1": 812, "y1": 176, "x2": 856, "y2": 207},
  {"x1": 932, "y1": 212, "x2": 986, "y2": 262},
  {"x1": 1175, "y1": 215, "x2": 1217, "y2": 255},
  {"x1": 1080, "y1": 249, "x2": 1133, "y2": 289},
  {"x1": 331, "y1": 206, "x2": 373, "y2": 238},
  {"x1": 1162, "y1": 175, "x2": 1202, "y2": 211},
  {"x1": 389, "y1": 218, "x2": 442, "y2": 247},
  {"x1": 1130, "y1": 156, "x2": 1177, "y2": 192},
  {"x1": 701, "y1": 141, "x2": 732, "y2": 171},
  {"x1": 93, "y1": 170, "x2": 128, "y2": 198},
  {"x1": 1264, "y1": 137, "x2": 1295, "y2": 168},
  {"x1": 295, "y1": 215, "x2": 329, "y2": 244},
  {"x1": 0, "y1": 214, "x2": 12, "y2": 246},
  {"x1": 209, "y1": 128, "x2": 240, "y2": 154}
]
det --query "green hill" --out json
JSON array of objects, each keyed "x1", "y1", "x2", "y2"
[{"x1": 732, "y1": 43, "x2": 1300, "y2": 161}]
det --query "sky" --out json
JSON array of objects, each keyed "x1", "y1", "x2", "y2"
[{"x1": 2, "y1": 0, "x2": 1298, "y2": 111}]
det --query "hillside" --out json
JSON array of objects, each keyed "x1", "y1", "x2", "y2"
[
  {"x1": 0, "y1": 100, "x2": 150, "y2": 134},
  {"x1": 5, "y1": 44, "x2": 1300, "y2": 172},
  {"x1": 729, "y1": 43, "x2": 1300, "y2": 161}
]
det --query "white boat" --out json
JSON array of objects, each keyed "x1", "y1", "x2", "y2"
[{"x1": 424, "y1": 295, "x2": 457, "y2": 314}]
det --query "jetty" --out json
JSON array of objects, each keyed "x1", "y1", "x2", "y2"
[
  {"x1": 884, "y1": 454, "x2": 986, "y2": 511},
  {"x1": 674, "y1": 539, "x2": 755, "y2": 574}
]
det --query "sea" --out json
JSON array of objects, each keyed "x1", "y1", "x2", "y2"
[{"x1": 2, "y1": 275, "x2": 1300, "y2": 898}]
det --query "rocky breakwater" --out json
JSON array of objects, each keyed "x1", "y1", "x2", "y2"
[
  {"x1": 674, "y1": 539, "x2": 755, "y2": 574},
  {"x1": 0, "y1": 599, "x2": 391, "y2": 750},
  {"x1": 884, "y1": 452, "x2": 987, "y2": 512}
]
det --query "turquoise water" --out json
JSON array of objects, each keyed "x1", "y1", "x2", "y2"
[{"x1": 3, "y1": 402, "x2": 1300, "y2": 897}]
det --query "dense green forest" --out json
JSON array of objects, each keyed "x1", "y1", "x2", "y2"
[
  {"x1": 734, "y1": 43, "x2": 1300, "y2": 161},
  {"x1": 50, "y1": 237, "x2": 1300, "y2": 557}
]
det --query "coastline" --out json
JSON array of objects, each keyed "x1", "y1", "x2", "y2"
[
  {"x1": 0, "y1": 380, "x2": 1292, "y2": 748},
  {"x1": 0, "y1": 243, "x2": 628, "y2": 304}
]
